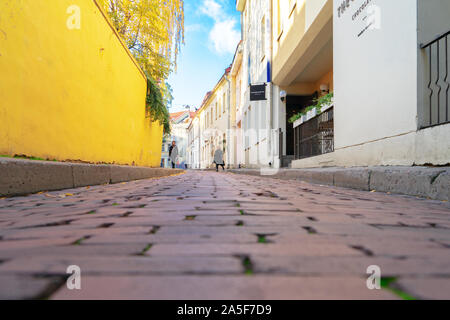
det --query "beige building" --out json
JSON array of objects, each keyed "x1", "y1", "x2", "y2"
[{"x1": 188, "y1": 68, "x2": 231, "y2": 169}]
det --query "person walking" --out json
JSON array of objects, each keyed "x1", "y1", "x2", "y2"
[
  {"x1": 169, "y1": 141, "x2": 178, "y2": 169},
  {"x1": 213, "y1": 146, "x2": 225, "y2": 172}
]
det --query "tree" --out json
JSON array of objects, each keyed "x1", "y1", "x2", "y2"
[{"x1": 98, "y1": 0, "x2": 184, "y2": 133}]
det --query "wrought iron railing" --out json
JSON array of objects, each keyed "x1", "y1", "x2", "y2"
[
  {"x1": 294, "y1": 107, "x2": 334, "y2": 160},
  {"x1": 420, "y1": 30, "x2": 450, "y2": 128}
]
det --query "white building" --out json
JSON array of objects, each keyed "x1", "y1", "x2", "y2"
[
  {"x1": 189, "y1": 0, "x2": 449, "y2": 170},
  {"x1": 187, "y1": 114, "x2": 200, "y2": 169},
  {"x1": 237, "y1": 0, "x2": 288, "y2": 169},
  {"x1": 161, "y1": 110, "x2": 195, "y2": 168},
  {"x1": 230, "y1": 41, "x2": 245, "y2": 168},
  {"x1": 282, "y1": 0, "x2": 450, "y2": 168}
]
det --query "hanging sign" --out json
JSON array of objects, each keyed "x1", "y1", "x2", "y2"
[{"x1": 250, "y1": 83, "x2": 267, "y2": 101}]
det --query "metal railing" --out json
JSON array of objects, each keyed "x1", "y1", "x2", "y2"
[
  {"x1": 294, "y1": 107, "x2": 334, "y2": 160},
  {"x1": 420, "y1": 30, "x2": 450, "y2": 128}
]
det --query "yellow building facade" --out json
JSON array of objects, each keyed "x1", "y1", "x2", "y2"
[
  {"x1": 0, "y1": 0, "x2": 163, "y2": 167},
  {"x1": 190, "y1": 69, "x2": 231, "y2": 169}
]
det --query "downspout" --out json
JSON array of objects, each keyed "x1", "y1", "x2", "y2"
[
  {"x1": 268, "y1": 0, "x2": 274, "y2": 166},
  {"x1": 198, "y1": 118, "x2": 201, "y2": 169},
  {"x1": 226, "y1": 74, "x2": 231, "y2": 168}
]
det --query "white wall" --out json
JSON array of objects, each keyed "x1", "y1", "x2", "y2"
[
  {"x1": 240, "y1": 0, "x2": 281, "y2": 168},
  {"x1": 334, "y1": 0, "x2": 418, "y2": 150},
  {"x1": 305, "y1": 0, "x2": 329, "y2": 31},
  {"x1": 292, "y1": 0, "x2": 449, "y2": 168}
]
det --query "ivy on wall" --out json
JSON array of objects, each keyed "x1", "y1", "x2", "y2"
[{"x1": 146, "y1": 75, "x2": 171, "y2": 135}]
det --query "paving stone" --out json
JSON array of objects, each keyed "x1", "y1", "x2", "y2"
[
  {"x1": 147, "y1": 243, "x2": 361, "y2": 257},
  {"x1": 251, "y1": 255, "x2": 450, "y2": 277},
  {"x1": 395, "y1": 277, "x2": 450, "y2": 300},
  {"x1": 51, "y1": 275, "x2": 398, "y2": 300},
  {"x1": 0, "y1": 274, "x2": 63, "y2": 300},
  {"x1": 0, "y1": 170, "x2": 448, "y2": 299},
  {"x1": 0, "y1": 256, "x2": 243, "y2": 275},
  {"x1": 0, "y1": 244, "x2": 148, "y2": 259}
]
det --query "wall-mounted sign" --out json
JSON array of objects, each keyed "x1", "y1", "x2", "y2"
[{"x1": 250, "y1": 84, "x2": 267, "y2": 101}]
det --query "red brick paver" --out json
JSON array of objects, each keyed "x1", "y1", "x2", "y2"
[{"x1": 0, "y1": 171, "x2": 449, "y2": 300}]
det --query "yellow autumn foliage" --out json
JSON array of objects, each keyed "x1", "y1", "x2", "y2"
[{"x1": 98, "y1": 0, "x2": 184, "y2": 82}]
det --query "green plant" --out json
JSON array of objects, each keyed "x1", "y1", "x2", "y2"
[
  {"x1": 381, "y1": 277, "x2": 417, "y2": 300},
  {"x1": 288, "y1": 92, "x2": 334, "y2": 123},
  {"x1": 145, "y1": 74, "x2": 171, "y2": 135}
]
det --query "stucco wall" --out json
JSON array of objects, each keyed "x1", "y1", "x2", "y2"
[
  {"x1": 292, "y1": 0, "x2": 449, "y2": 168},
  {"x1": 0, "y1": 0, "x2": 163, "y2": 167},
  {"x1": 333, "y1": 0, "x2": 418, "y2": 150}
]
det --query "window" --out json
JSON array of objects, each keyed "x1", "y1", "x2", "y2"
[
  {"x1": 236, "y1": 78, "x2": 241, "y2": 110},
  {"x1": 223, "y1": 93, "x2": 226, "y2": 113},
  {"x1": 215, "y1": 103, "x2": 218, "y2": 120}
]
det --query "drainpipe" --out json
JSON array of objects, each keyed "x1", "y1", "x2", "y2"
[
  {"x1": 225, "y1": 74, "x2": 231, "y2": 168},
  {"x1": 268, "y1": 0, "x2": 274, "y2": 167}
]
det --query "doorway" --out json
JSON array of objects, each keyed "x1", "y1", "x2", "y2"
[{"x1": 285, "y1": 94, "x2": 317, "y2": 157}]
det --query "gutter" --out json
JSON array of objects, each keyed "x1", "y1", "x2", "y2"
[{"x1": 225, "y1": 74, "x2": 232, "y2": 168}]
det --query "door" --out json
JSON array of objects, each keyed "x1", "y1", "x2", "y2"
[{"x1": 285, "y1": 94, "x2": 317, "y2": 156}]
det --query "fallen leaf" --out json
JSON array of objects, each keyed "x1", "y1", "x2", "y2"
[
  {"x1": 370, "y1": 190, "x2": 376, "y2": 193},
  {"x1": 65, "y1": 193, "x2": 74, "y2": 197}
]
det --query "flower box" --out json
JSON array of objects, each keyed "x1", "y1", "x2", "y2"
[{"x1": 293, "y1": 103, "x2": 334, "y2": 129}]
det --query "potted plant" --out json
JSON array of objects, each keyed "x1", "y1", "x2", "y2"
[{"x1": 288, "y1": 92, "x2": 334, "y2": 127}]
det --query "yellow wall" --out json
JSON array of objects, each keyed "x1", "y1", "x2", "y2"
[{"x1": 0, "y1": 0, "x2": 163, "y2": 167}]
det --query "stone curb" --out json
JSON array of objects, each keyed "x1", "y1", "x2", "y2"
[
  {"x1": 0, "y1": 158, "x2": 183, "y2": 197},
  {"x1": 229, "y1": 166, "x2": 450, "y2": 201}
]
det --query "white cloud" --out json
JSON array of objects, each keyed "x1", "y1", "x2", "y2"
[
  {"x1": 209, "y1": 19, "x2": 241, "y2": 55},
  {"x1": 185, "y1": 24, "x2": 204, "y2": 33},
  {"x1": 199, "y1": 0, "x2": 240, "y2": 55},
  {"x1": 199, "y1": 0, "x2": 222, "y2": 21}
]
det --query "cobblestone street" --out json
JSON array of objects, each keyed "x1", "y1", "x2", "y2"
[{"x1": 0, "y1": 171, "x2": 449, "y2": 300}]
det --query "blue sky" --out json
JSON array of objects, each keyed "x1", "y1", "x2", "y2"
[{"x1": 167, "y1": 0, "x2": 241, "y2": 112}]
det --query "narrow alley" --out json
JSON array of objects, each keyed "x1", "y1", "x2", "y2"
[{"x1": 0, "y1": 171, "x2": 449, "y2": 300}]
